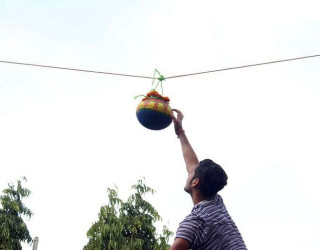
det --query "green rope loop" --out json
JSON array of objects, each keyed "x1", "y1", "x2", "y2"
[
  {"x1": 134, "y1": 69, "x2": 166, "y2": 100},
  {"x1": 157, "y1": 75, "x2": 165, "y2": 82},
  {"x1": 152, "y1": 69, "x2": 165, "y2": 95}
]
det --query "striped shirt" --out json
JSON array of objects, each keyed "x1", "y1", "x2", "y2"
[{"x1": 175, "y1": 195, "x2": 247, "y2": 250}]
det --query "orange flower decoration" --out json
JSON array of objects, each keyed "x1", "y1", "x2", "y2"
[{"x1": 144, "y1": 90, "x2": 170, "y2": 103}]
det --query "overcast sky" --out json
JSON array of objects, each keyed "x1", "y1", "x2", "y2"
[{"x1": 1, "y1": 1, "x2": 320, "y2": 249}]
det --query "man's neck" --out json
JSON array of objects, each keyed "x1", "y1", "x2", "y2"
[{"x1": 191, "y1": 191, "x2": 207, "y2": 205}]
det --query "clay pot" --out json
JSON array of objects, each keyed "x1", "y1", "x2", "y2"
[{"x1": 136, "y1": 98, "x2": 172, "y2": 130}]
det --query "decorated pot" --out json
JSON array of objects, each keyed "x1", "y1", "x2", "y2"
[{"x1": 136, "y1": 91, "x2": 172, "y2": 130}]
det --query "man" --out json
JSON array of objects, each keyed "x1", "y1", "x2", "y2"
[{"x1": 170, "y1": 109, "x2": 247, "y2": 250}]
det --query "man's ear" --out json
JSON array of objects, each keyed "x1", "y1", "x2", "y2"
[{"x1": 191, "y1": 178, "x2": 200, "y2": 187}]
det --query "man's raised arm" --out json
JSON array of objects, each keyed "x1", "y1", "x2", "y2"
[{"x1": 172, "y1": 109, "x2": 199, "y2": 175}]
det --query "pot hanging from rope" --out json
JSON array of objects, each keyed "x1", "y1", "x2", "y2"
[{"x1": 135, "y1": 70, "x2": 172, "y2": 130}]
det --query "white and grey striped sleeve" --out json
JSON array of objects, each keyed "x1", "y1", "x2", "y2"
[{"x1": 175, "y1": 216, "x2": 204, "y2": 247}]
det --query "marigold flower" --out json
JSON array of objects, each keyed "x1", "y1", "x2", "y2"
[{"x1": 142, "y1": 90, "x2": 170, "y2": 103}]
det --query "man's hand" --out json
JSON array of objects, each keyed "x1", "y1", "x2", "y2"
[{"x1": 172, "y1": 109, "x2": 185, "y2": 138}]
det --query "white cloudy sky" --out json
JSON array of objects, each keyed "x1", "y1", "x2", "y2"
[{"x1": 1, "y1": 0, "x2": 320, "y2": 249}]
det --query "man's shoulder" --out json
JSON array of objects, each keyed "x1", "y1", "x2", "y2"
[
  {"x1": 193, "y1": 195, "x2": 224, "y2": 211},
  {"x1": 181, "y1": 194, "x2": 226, "y2": 226}
]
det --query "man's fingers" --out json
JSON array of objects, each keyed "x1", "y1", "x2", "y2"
[
  {"x1": 170, "y1": 111, "x2": 177, "y2": 121},
  {"x1": 172, "y1": 109, "x2": 181, "y2": 114},
  {"x1": 171, "y1": 109, "x2": 178, "y2": 121},
  {"x1": 172, "y1": 109, "x2": 184, "y2": 120}
]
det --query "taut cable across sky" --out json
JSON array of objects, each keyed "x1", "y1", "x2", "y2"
[{"x1": 1, "y1": 54, "x2": 319, "y2": 80}]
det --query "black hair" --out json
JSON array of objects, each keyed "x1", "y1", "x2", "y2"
[{"x1": 192, "y1": 159, "x2": 228, "y2": 198}]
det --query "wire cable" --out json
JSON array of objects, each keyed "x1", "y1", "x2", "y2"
[
  {"x1": 165, "y1": 54, "x2": 320, "y2": 79},
  {"x1": 0, "y1": 60, "x2": 154, "y2": 79},
  {"x1": 0, "y1": 54, "x2": 319, "y2": 80}
]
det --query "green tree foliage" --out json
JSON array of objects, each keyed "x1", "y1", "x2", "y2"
[
  {"x1": 84, "y1": 179, "x2": 173, "y2": 250},
  {"x1": 0, "y1": 177, "x2": 33, "y2": 250}
]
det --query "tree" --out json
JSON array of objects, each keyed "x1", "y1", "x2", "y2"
[
  {"x1": 84, "y1": 179, "x2": 173, "y2": 250},
  {"x1": 0, "y1": 177, "x2": 33, "y2": 250}
]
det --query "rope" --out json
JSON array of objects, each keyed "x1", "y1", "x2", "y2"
[
  {"x1": 0, "y1": 54, "x2": 319, "y2": 80},
  {"x1": 0, "y1": 60, "x2": 154, "y2": 79},
  {"x1": 165, "y1": 55, "x2": 320, "y2": 79}
]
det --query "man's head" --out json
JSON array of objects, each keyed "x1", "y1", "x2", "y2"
[{"x1": 185, "y1": 159, "x2": 228, "y2": 198}]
